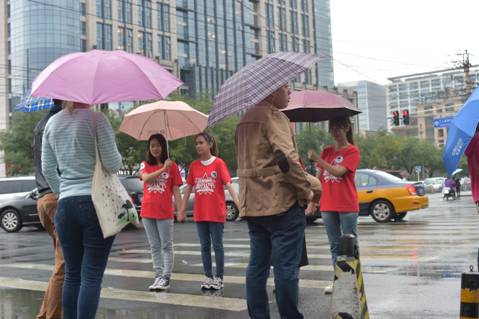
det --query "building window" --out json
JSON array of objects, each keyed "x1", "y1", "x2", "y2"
[
  {"x1": 81, "y1": 2, "x2": 86, "y2": 16},
  {"x1": 159, "y1": 35, "x2": 171, "y2": 60},
  {"x1": 267, "y1": 31, "x2": 275, "y2": 53},
  {"x1": 302, "y1": 39, "x2": 310, "y2": 53},
  {"x1": 81, "y1": 39, "x2": 87, "y2": 52},
  {"x1": 145, "y1": 32, "x2": 153, "y2": 57},
  {"x1": 138, "y1": 0, "x2": 152, "y2": 28},
  {"x1": 81, "y1": 21, "x2": 86, "y2": 36},
  {"x1": 278, "y1": 7, "x2": 286, "y2": 31},
  {"x1": 301, "y1": 14, "x2": 309, "y2": 37},
  {"x1": 280, "y1": 33, "x2": 288, "y2": 51},
  {"x1": 266, "y1": 3, "x2": 274, "y2": 28},
  {"x1": 117, "y1": 0, "x2": 133, "y2": 23},
  {"x1": 158, "y1": 3, "x2": 170, "y2": 32},
  {"x1": 290, "y1": 11, "x2": 298, "y2": 34},
  {"x1": 290, "y1": 0, "x2": 297, "y2": 9},
  {"x1": 118, "y1": 27, "x2": 124, "y2": 49},
  {"x1": 96, "y1": 23, "x2": 112, "y2": 50},
  {"x1": 96, "y1": 0, "x2": 112, "y2": 19},
  {"x1": 301, "y1": 0, "x2": 308, "y2": 11},
  {"x1": 292, "y1": 36, "x2": 299, "y2": 52},
  {"x1": 126, "y1": 28, "x2": 133, "y2": 52}
]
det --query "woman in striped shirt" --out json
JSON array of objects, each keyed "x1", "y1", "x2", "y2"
[{"x1": 42, "y1": 101, "x2": 122, "y2": 319}]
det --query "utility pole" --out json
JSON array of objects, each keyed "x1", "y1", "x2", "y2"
[{"x1": 454, "y1": 50, "x2": 473, "y2": 95}]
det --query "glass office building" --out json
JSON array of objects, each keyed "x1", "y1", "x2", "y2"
[{"x1": 8, "y1": 0, "x2": 81, "y2": 109}]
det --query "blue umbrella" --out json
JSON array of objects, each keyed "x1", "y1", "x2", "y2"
[
  {"x1": 443, "y1": 88, "x2": 479, "y2": 175},
  {"x1": 15, "y1": 96, "x2": 54, "y2": 113}
]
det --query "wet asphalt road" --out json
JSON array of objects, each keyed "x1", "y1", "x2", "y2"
[{"x1": 0, "y1": 192, "x2": 478, "y2": 318}]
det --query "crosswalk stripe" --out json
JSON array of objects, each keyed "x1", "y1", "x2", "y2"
[
  {"x1": 0, "y1": 263, "x2": 330, "y2": 289},
  {"x1": 122, "y1": 249, "x2": 331, "y2": 259},
  {"x1": 0, "y1": 276, "x2": 247, "y2": 311}
]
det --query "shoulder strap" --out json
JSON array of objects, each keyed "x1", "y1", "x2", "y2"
[{"x1": 90, "y1": 111, "x2": 102, "y2": 166}]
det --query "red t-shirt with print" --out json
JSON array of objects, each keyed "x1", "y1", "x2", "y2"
[
  {"x1": 317, "y1": 144, "x2": 360, "y2": 212},
  {"x1": 186, "y1": 157, "x2": 232, "y2": 223},
  {"x1": 140, "y1": 161, "x2": 183, "y2": 219}
]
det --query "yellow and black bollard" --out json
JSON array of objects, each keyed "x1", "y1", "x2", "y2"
[
  {"x1": 330, "y1": 234, "x2": 369, "y2": 319},
  {"x1": 460, "y1": 256, "x2": 479, "y2": 319}
]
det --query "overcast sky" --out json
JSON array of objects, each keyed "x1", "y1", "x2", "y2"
[{"x1": 330, "y1": 0, "x2": 479, "y2": 85}]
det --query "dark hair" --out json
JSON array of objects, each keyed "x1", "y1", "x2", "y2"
[
  {"x1": 146, "y1": 134, "x2": 168, "y2": 165},
  {"x1": 329, "y1": 116, "x2": 354, "y2": 145},
  {"x1": 196, "y1": 132, "x2": 217, "y2": 156}
]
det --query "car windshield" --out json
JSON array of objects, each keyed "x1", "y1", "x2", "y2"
[{"x1": 373, "y1": 170, "x2": 404, "y2": 183}]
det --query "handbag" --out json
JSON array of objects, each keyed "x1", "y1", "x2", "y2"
[{"x1": 90, "y1": 112, "x2": 139, "y2": 238}]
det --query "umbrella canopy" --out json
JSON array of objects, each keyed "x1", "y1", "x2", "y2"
[
  {"x1": 281, "y1": 90, "x2": 361, "y2": 122},
  {"x1": 208, "y1": 52, "x2": 319, "y2": 126},
  {"x1": 31, "y1": 50, "x2": 182, "y2": 104},
  {"x1": 15, "y1": 96, "x2": 54, "y2": 113},
  {"x1": 443, "y1": 87, "x2": 479, "y2": 176},
  {"x1": 119, "y1": 101, "x2": 208, "y2": 141}
]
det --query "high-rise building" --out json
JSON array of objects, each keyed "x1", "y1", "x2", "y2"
[
  {"x1": 386, "y1": 66, "x2": 479, "y2": 131},
  {"x1": 1, "y1": 0, "x2": 334, "y2": 113},
  {"x1": 338, "y1": 80, "x2": 387, "y2": 132},
  {"x1": 0, "y1": 0, "x2": 334, "y2": 175}
]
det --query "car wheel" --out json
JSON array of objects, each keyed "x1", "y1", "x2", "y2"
[
  {"x1": 225, "y1": 201, "x2": 239, "y2": 221},
  {"x1": 393, "y1": 212, "x2": 407, "y2": 222},
  {"x1": 370, "y1": 200, "x2": 394, "y2": 223},
  {"x1": 0, "y1": 209, "x2": 23, "y2": 232}
]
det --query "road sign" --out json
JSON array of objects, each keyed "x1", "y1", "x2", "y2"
[
  {"x1": 433, "y1": 117, "x2": 453, "y2": 128},
  {"x1": 414, "y1": 165, "x2": 422, "y2": 174}
]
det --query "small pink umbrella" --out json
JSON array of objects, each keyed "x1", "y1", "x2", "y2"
[
  {"x1": 282, "y1": 90, "x2": 361, "y2": 122},
  {"x1": 119, "y1": 101, "x2": 208, "y2": 141},
  {"x1": 31, "y1": 50, "x2": 182, "y2": 104}
]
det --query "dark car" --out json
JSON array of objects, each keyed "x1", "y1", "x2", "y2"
[{"x1": 0, "y1": 175, "x2": 144, "y2": 233}]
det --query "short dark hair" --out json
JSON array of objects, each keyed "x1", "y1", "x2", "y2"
[
  {"x1": 196, "y1": 132, "x2": 217, "y2": 156},
  {"x1": 145, "y1": 134, "x2": 168, "y2": 165}
]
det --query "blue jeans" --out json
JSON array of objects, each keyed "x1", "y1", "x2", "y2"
[
  {"x1": 321, "y1": 212, "x2": 358, "y2": 266},
  {"x1": 55, "y1": 196, "x2": 115, "y2": 319},
  {"x1": 142, "y1": 218, "x2": 174, "y2": 278},
  {"x1": 246, "y1": 203, "x2": 306, "y2": 319},
  {"x1": 196, "y1": 222, "x2": 224, "y2": 278}
]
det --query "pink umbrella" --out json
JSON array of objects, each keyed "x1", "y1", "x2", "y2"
[
  {"x1": 119, "y1": 101, "x2": 208, "y2": 141},
  {"x1": 282, "y1": 90, "x2": 361, "y2": 122},
  {"x1": 31, "y1": 50, "x2": 182, "y2": 104}
]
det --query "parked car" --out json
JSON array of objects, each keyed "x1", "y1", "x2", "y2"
[
  {"x1": 307, "y1": 169, "x2": 429, "y2": 224},
  {"x1": 423, "y1": 177, "x2": 446, "y2": 193},
  {"x1": 0, "y1": 176, "x2": 36, "y2": 202},
  {"x1": 0, "y1": 175, "x2": 144, "y2": 233},
  {"x1": 179, "y1": 177, "x2": 240, "y2": 221}
]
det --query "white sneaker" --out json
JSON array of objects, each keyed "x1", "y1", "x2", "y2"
[
  {"x1": 148, "y1": 277, "x2": 161, "y2": 291},
  {"x1": 210, "y1": 277, "x2": 224, "y2": 290},
  {"x1": 200, "y1": 277, "x2": 214, "y2": 289},
  {"x1": 324, "y1": 284, "x2": 333, "y2": 294},
  {"x1": 156, "y1": 276, "x2": 170, "y2": 290}
]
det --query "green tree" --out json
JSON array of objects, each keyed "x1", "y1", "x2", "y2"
[{"x1": 0, "y1": 111, "x2": 47, "y2": 175}]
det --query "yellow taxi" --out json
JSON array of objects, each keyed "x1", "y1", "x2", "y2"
[{"x1": 355, "y1": 169, "x2": 429, "y2": 223}]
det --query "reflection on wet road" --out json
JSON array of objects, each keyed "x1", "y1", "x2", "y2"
[{"x1": 0, "y1": 192, "x2": 477, "y2": 318}]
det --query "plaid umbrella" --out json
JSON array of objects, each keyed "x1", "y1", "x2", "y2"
[
  {"x1": 15, "y1": 96, "x2": 54, "y2": 113},
  {"x1": 207, "y1": 52, "x2": 319, "y2": 126}
]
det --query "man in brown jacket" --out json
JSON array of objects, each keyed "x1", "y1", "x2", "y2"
[{"x1": 236, "y1": 84, "x2": 319, "y2": 319}]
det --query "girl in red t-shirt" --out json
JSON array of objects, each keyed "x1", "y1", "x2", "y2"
[
  {"x1": 178, "y1": 132, "x2": 239, "y2": 290},
  {"x1": 308, "y1": 116, "x2": 361, "y2": 294},
  {"x1": 139, "y1": 134, "x2": 182, "y2": 291}
]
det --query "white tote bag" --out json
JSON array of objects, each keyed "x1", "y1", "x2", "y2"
[{"x1": 91, "y1": 113, "x2": 139, "y2": 238}]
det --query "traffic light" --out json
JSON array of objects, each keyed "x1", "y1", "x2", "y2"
[
  {"x1": 392, "y1": 111, "x2": 400, "y2": 126},
  {"x1": 402, "y1": 110, "x2": 410, "y2": 125}
]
